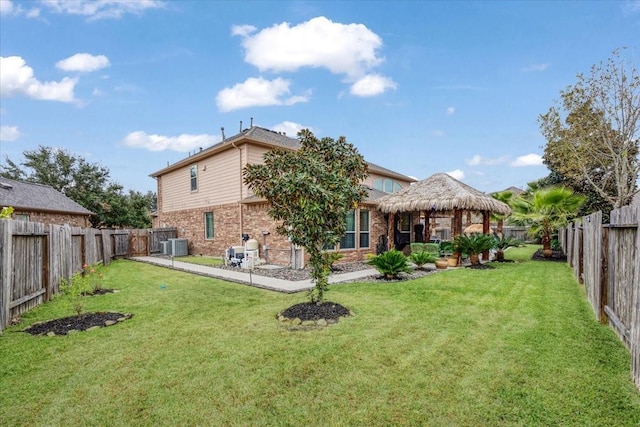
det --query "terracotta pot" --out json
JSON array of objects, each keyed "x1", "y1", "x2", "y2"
[
  {"x1": 447, "y1": 257, "x2": 458, "y2": 267},
  {"x1": 435, "y1": 259, "x2": 449, "y2": 269},
  {"x1": 543, "y1": 248, "x2": 553, "y2": 258}
]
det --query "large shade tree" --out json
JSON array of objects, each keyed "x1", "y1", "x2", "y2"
[
  {"x1": 539, "y1": 48, "x2": 639, "y2": 209},
  {"x1": 1, "y1": 146, "x2": 154, "y2": 228},
  {"x1": 243, "y1": 129, "x2": 368, "y2": 304}
]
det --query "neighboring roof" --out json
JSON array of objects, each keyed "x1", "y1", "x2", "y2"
[
  {"x1": 496, "y1": 186, "x2": 525, "y2": 196},
  {"x1": 377, "y1": 173, "x2": 512, "y2": 215},
  {"x1": 150, "y1": 126, "x2": 416, "y2": 182},
  {"x1": 0, "y1": 177, "x2": 93, "y2": 215}
]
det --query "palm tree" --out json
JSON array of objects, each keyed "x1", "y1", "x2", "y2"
[
  {"x1": 453, "y1": 233, "x2": 496, "y2": 266},
  {"x1": 509, "y1": 186, "x2": 585, "y2": 257},
  {"x1": 491, "y1": 190, "x2": 514, "y2": 236}
]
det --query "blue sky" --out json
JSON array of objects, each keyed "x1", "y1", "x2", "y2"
[{"x1": 1, "y1": 0, "x2": 639, "y2": 194}]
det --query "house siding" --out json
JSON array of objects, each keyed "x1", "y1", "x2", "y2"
[{"x1": 160, "y1": 148, "x2": 242, "y2": 212}]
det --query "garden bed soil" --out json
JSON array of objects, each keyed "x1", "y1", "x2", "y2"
[
  {"x1": 531, "y1": 249, "x2": 567, "y2": 262},
  {"x1": 280, "y1": 301, "x2": 351, "y2": 322},
  {"x1": 81, "y1": 288, "x2": 116, "y2": 296},
  {"x1": 24, "y1": 312, "x2": 133, "y2": 336}
]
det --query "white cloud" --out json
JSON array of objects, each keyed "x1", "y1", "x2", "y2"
[
  {"x1": 56, "y1": 53, "x2": 110, "y2": 72},
  {"x1": 0, "y1": 56, "x2": 77, "y2": 102},
  {"x1": 235, "y1": 16, "x2": 383, "y2": 76},
  {"x1": 122, "y1": 131, "x2": 220, "y2": 152},
  {"x1": 511, "y1": 153, "x2": 543, "y2": 167},
  {"x1": 521, "y1": 63, "x2": 549, "y2": 72},
  {"x1": 466, "y1": 155, "x2": 509, "y2": 166},
  {"x1": 446, "y1": 106, "x2": 455, "y2": 115},
  {"x1": 232, "y1": 16, "x2": 395, "y2": 97},
  {"x1": 447, "y1": 169, "x2": 465, "y2": 180},
  {"x1": 271, "y1": 121, "x2": 311, "y2": 137},
  {"x1": 0, "y1": 0, "x2": 39, "y2": 17},
  {"x1": 231, "y1": 24, "x2": 256, "y2": 37},
  {"x1": 216, "y1": 77, "x2": 310, "y2": 112},
  {"x1": 0, "y1": 0, "x2": 14, "y2": 14},
  {"x1": 350, "y1": 74, "x2": 397, "y2": 97},
  {"x1": 0, "y1": 125, "x2": 20, "y2": 141},
  {"x1": 40, "y1": 0, "x2": 165, "y2": 20}
]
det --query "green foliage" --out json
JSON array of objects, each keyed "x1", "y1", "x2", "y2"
[
  {"x1": 367, "y1": 249, "x2": 412, "y2": 279},
  {"x1": 492, "y1": 232, "x2": 523, "y2": 261},
  {"x1": 453, "y1": 233, "x2": 496, "y2": 265},
  {"x1": 510, "y1": 186, "x2": 585, "y2": 255},
  {"x1": 59, "y1": 263, "x2": 106, "y2": 316},
  {"x1": 539, "y1": 48, "x2": 639, "y2": 209},
  {"x1": 0, "y1": 146, "x2": 155, "y2": 228},
  {"x1": 409, "y1": 251, "x2": 437, "y2": 269},
  {"x1": 0, "y1": 206, "x2": 14, "y2": 219},
  {"x1": 439, "y1": 241, "x2": 454, "y2": 256},
  {"x1": 244, "y1": 129, "x2": 368, "y2": 303},
  {"x1": 322, "y1": 251, "x2": 344, "y2": 272}
]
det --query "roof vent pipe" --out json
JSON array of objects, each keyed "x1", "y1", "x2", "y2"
[
  {"x1": 239, "y1": 120, "x2": 242, "y2": 132},
  {"x1": 221, "y1": 127, "x2": 225, "y2": 141},
  {"x1": 250, "y1": 117, "x2": 253, "y2": 127}
]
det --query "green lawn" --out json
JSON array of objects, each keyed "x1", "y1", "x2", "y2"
[
  {"x1": 173, "y1": 255, "x2": 224, "y2": 266},
  {"x1": 1, "y1": 246, "x2": 639, "y2": 426}
]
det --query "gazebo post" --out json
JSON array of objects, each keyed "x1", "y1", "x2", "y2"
[
  {"x1": 424, "y1": 210, "x2": 431, "y2": 243},
  {"x1": 453, "y1": 208, "x2": 463, "y2": 264},
  {"x1": 388, "y1": 211, "x2": 396, "y2": 251},
  {"x1": 482, "y1": 210, "x2": 490, "y2": 261}
]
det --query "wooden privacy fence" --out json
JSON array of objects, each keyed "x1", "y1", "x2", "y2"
[
  {"x1": 559, "y1": 205, "x2": 640, "y2": 389},
  {"x1": 0, "y1": 220, "x2": 176, "y2": 333}
]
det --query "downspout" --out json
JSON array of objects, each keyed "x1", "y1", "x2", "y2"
[{"x1": 231, "y1": 140, "x2": 243, "y2": 245}]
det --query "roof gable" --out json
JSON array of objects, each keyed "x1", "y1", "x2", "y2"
[{"x1": 0, "y1": 178, "x2": 93, "y2": 215}]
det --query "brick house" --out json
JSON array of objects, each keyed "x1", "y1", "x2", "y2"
[
  {"x1": 150, "y1": 126, "x2": 417, "y2": 265},
  {"x1": 0, "y1": 177, "x2": 93, "y2": 227}
]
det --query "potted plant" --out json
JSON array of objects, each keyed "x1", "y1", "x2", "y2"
[{"x1": 453, "y1": 233, "x2": 496, "y2": 266}]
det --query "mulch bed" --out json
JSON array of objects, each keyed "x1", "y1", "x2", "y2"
[
  {"x1": 81, "y1": 288, "x2": 116, "y2": 296},
  {"x1": 24, "y1": 312, "x2": 133, "y2": 336},
  {"x1": 280, "y1": 301, "x2": 351, "y2": 322},
  {"x1": 531, "y1": 249, "x2": 567, "y2": 262}
]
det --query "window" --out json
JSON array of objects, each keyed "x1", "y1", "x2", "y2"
[
  {"x1": 190, "y1": 164, "x2": 198, "y2": 191},
  {"x1": 339, "y1": 210, "x2": 356, "y2": 249},
  {"x1": 359, "y1": 210, "x2": 370, "y2": 248},
  {"x1": 399, "y1": 213, "x2": 411, "y2": 233},
  {"x1": 14, "y1": 213, "x2": 29, "y2": 222},
  {"x1": 204, "y1": 212, "x2": 214, "y2": 239},
  {"x1": 373, "y1": 178, "x2": 402, "y2": 193}
]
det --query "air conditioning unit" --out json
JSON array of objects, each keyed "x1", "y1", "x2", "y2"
[
  {"x1": 169, "y1": 238, "x2": 188, "y2": 256},
  {"x1": 160, "y1": 241, "x2": 171, "y2": 255}
]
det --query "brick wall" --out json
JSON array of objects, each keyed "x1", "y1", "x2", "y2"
[
  {"x1": 13, "y1": 210, "x2": 90, "y2": 227},
  {"x1": 157, "y1": 201, "x2": 385, "y2": 265}
]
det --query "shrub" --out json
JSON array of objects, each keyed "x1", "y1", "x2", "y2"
[
  {"x1": 322, "y1": 251, "x2": 344, "y2": 272},
  {"x1": 367, "y1": 250, "x2": 412, "y2": 279},
  {"x1": 453, "y1": 233, "x2": 496, "y2": 265},
  {"x1": 409, "y1": 251, "x2": 437, "y2": 269},
  {"x1": 493, "y1": 233, "x2": 523, "y2": 261}
]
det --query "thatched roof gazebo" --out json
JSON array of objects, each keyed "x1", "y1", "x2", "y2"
[{"x1": 377, "y1": 173, "x2": 511, "y2": 252}]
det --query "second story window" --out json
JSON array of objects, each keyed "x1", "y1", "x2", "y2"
[
  {"x1": 190, "y1": 164, "x2": 198, "y2": 191},
  {"x1": 373, "y1": 178, "x2": 402, "y2": 193}
]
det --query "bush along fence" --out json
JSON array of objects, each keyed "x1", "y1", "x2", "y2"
[
  {"x1": 0, "y1": 220, "x2": 177, "y2": 333},
  {"x1": 558, "y1": 205, "x2": 640, "y2": 390}
]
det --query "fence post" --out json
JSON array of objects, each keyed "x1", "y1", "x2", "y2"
[
  {"x1": 0, "y1": 220, "x2": 12, "y2": 333},
  {"x1": 600, "y1": 226, "x2": 609, "y2": 324}
]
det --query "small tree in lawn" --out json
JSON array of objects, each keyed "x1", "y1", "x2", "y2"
[{"x1": 243, "y1": 129, "x2": 368, "y2": 304}]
